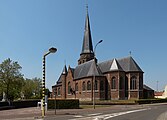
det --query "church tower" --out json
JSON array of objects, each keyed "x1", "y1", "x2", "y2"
[{"x1": 78, "y1": 6, "x2": 94, "y2": 65}]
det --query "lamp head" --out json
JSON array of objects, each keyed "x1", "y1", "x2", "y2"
[
  {"x1": 98, "y1": 40, "x2": 103, "y2": 44},
  {"x1": 49, "y1": 47, "x2": 57, "y2": 53}
]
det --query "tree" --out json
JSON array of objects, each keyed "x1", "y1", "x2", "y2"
[
  {"x1": 0, "y1": 58, "x2": 24, "y2": 101},
  {"x1": 22, "y1": 77, "x2": 42, "y2": 99}
]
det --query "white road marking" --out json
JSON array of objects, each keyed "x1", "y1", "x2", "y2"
[
  {"x1": 69, "y1": 108, "x2": 151, "y2": 120},
  {"x1": 87, "y1": 113, "x2": 102, "y2": 116},
  {"x1": 104, "y1": 108, "x2": 151, "y2": 120},
  {"x1": 74, "y1": 115, "x2": 84, "y2": 118}
]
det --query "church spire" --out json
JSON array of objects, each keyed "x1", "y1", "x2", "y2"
[
  {"x1": 78, "y1": 5, "x2": 94, "y2": 65},
  {"x1": 81, "y1": 5, "x2": 93, "y2": 54}
]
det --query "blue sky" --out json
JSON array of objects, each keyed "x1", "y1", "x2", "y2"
[{"x1": 0, "y1": 0, "x2": 167, "y2": 91}]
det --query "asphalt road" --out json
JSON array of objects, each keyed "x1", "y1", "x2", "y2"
[
  {"x1": 44, "y1": 104, "x2": 167, "y2": 120},
  {"x1": 0, "y1": 103, "x2": 166, "y2": 120},
  {"x1": 103, "y1": 105, "x2": 167, "y2": 120}
]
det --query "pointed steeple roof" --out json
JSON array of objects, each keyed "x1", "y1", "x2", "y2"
[
  {"x1": 81, "y1": 6, "x2": 93, "y2": 54},
  {"x1": 62, "y1": 65, "x2": 67, "y2": 75},
  {"x1": 56, "y1": 65, "x2": 67, "y2": 84}
]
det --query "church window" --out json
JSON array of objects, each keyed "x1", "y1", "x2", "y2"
[
  {"x1": 82, "y1": 81, "x2": 86, "y2": 91},
  {"x1": 75, "y1": 83, "x2": 78, "y2": 91},
  {"x1": 58, "y1": 87, "x2": 60, "y2": 95},
  {"x1": 100, "y1": 80, "x2": 104, "y2": 91},
  {"x1": 130, "y1": 76, "x2": 137, "y2": 90},
  {"x1": 119, "y1": 77, "x2": 124, "y2": 89},
  {"x1": 68, "y1": 82, "x2": 71, "y2": 94},
  {"x1": 95, "y1": 80, "x2": 98, "y2": 90},
  {"x1": 87, "y1": 81, "x2": 91, "y2": 90},
  {"x1": 54, "y1": 88, "x2": 57, "y2": 96},
  {"x1": 111, "y1": 77, "x2": 116, "y2": 89}
]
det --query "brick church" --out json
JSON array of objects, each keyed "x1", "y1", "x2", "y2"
[{"x1": 52, "y1": 8, "x2": 144, "y2": 101}]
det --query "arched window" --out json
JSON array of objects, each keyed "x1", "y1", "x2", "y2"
[
  {"x1": 111, "y1": 77, "x2": 116, "y2": 89},
  {"x1": 100, "y1": 80, "x2": 104, "y2": 91},
  {"x1": 75, "y1": 83, "x2": 78, "y2": 91},
  {"x1": 68, "y1": 82, "x2": 71, "y2": 94},
  {"x1": 82, "y1": 81, "x2": 86, "y2": 91},
  {"x1": 95, "y1": 80, "x2": 98, "y2": 90},
  {"x1": 58, "y1": 87, "x2": 60, "y2": 95},
  {"x1": 130, "y1": 76, "x2": 137, "y2": 90},
  {"x1": 87, "y1": 81, "x2": 91, "y2": 90},
  {"x1": 119, "y1": 77, "x2": 124, "y2": 89}
]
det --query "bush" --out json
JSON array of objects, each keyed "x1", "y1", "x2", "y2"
[
  {"x1": 135, "y1": 98, "x2": 167, "y2": 104},
  {"x1": 0, "y1": 99, "x2": 40, "y2": 110},
  {"x1": 80, "y1": 100, "x2": 136, "y2": 105},
  {"x1": 48, "y1": 99, "x2": 79, "y2": 109},
  {"x1": 0, "y1": 101, "x2": 9, "y2": 106},
  {"x1": 12, "y1": 99, "x2": 40, "y2": 108}
]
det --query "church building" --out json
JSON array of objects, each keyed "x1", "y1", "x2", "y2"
[{"x1": 52, "y1": 8, "x2": 144, "y2": 101}]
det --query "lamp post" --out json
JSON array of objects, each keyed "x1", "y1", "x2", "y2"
[
  {"x1": 93, "y1": 40, "x2": 103, "y2": 109},
  {"x1": 54, "y1": 89, "x2": 57, "y2": 115},
  {"x1": 42, "y1": 47, "x2": 57, "y2": 118}
]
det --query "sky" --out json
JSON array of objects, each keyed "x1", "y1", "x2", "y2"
[{"x1": 0, "y1": 0, "x2": 167, "y2": 91}]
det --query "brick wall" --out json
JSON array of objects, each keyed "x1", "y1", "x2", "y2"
[{"x1": 52, "y1": 68, "x2": 143, "y2": 100}]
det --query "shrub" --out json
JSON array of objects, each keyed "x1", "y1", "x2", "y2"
[
  {"x1": 135, "y1": 98, "x2": 167, "y2": 104},
  {"x1": 12, "y1": 99, "x2": 40, "y2": 108},
  {"x1": 0, "y1": 99, "x2": 40, "y2": 110},
  {"x1": 48, "y1": 99, "x2": 79, "y2": 109}
]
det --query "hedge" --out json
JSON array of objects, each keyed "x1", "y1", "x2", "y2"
[
  {"x1": 135, "y1": 98, "x2": 167, "y2": 104},
  {"x1": 48, "y1": 99, "x2": 79, "y2": 109},
  {"x1": 0, "y1": 99, "x2": 40, "y2": 110},
  {"x1": 80, "y1": 100, "x2": 136, "y2": 105},
  {"x1": 12, "y1": 99, "x2": 40, "y2": 108},
  {"x1": 0, "y1": 101, "x2": 9, "y2": 106}
]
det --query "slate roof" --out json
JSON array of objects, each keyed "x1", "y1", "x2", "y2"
[
  {"x1": 74, "y1": 60, "x2": 103, "y2": 80},
  {"x1": 81, "y1": 10, "x2": 93, "y2": 54},
  {"x1": 56, "y1": 56, "x2": 143, "y2": 84},
  {"x1": 74, "y1": 56, "x2": 143, "y2": 79},
  {"x1": 143, "y1": 84, "x2": 154, "y2": 91},
  {"x1": 117, "y1": 56, "x2": 143, "y2": 72},
  {"x1": 98, "y1": 58, "x2": 123, "y2": 73}
]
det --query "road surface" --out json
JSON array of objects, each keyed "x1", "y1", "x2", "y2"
[{"x1": 0, "y1": 103, "x2": 166, "y2": 120}]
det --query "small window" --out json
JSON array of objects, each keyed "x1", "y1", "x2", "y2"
[
  {"x1": 54, "y1": 88, "x2": 57, "y2": 95},
  {"x1": 75, "y1": 83, "x2": 78, "y2": 91},
  {"x1": 68, "y1": 82, "x2": 71, "y2": 94},
  {"x1": 82, "y1": 81, "x2": 86, "y2": 91},
  {"x1": 87, "y1": 81, "x2": 91, "y2": 90},
  {"x1": 58, "y1": 87, "x2": 61, "y2": 95},
  {"x1": 130, "y1": 76, "x2": 137, "y2": 90},
  {"x1": 111, "y1": 77, "x2": 116, "y2": 89},
  {"x1": 119, "y1": 77, "x2": 124, "y2": 89},
  {"x1": 100, "y1": 80, "x2": 104, "y2": 91},
  {"x1": 95, "y1": 80, "x2": 98, "y2": 90}
]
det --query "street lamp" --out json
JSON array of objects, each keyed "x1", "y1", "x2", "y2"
[
  {"x1": 42, "y1": 47, "x2": 57, "y2": 118},
  {"x1": 54, "y1": 89, "x2": 57, "y2": 115},
  {"x1": 93, "y1": 40, "x2": 103, "y2": 109}
]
